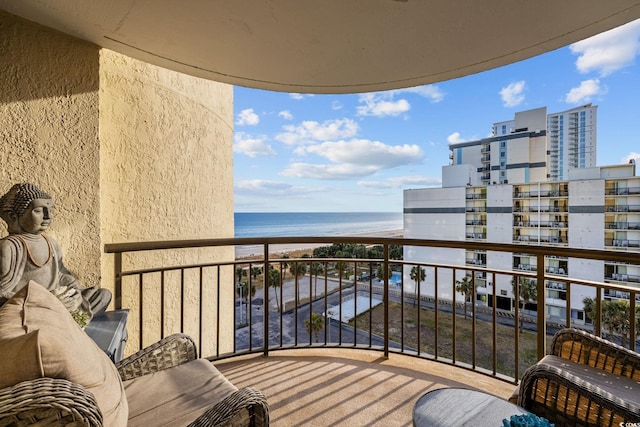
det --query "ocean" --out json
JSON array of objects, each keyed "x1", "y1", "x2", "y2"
[{"x1": 234, "y1": 212, "x2": 403, "y2": 238}]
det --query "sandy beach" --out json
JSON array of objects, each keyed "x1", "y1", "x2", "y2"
[{"x1": 235, "y1": 228, "x2": 403, "y2": 259}]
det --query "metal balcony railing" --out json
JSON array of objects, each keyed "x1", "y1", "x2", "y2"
[{"x1": 105, "y1": 237, "x2": 640, "y2": 385}]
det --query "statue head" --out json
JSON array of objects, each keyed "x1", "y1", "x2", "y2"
[{"x1": 0, "y1": 183, "x2": 53, "y2": 235}]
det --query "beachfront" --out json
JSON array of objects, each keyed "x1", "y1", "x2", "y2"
[{"x1": 235, "y1": 228, "x2": 403, "y2": 259}]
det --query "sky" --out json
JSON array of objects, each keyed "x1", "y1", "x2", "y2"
[{"x1": 233, "y1": 19, "x2": 640, "y2": 213}]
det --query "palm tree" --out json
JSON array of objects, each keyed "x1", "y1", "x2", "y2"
[
  {"x1": 237, "y1": 281, "x2": 256, "y2": 301},
  {"x1": 583, "y1": 297, "x2": 634, "y2": 347},
  {"x1": 235, "y1": 267, "x2": 247, "y2": 284},
  {"x1": 289, "y1": 261, "x2": 308, "y2": 303},
  {"x1": 251, "y1": 266, "x2": 262, "y2": 281},
  {"x1": 410, "y1": 266, "x2": 426, "y2": 307},
  {"x1": 310, "y1": 262, "x2": 324, "y2": 299},
  {"x1": 604, "y1": 300, "x2": 631, "y2": 348},
  {"x1": 376, "y1": 264, "x2": 388, "y2": 282},
  {"x1": 305, "y1": 312, "x2": 324, "y2": 343},
  {"x1": 267, "y1": 267, "x2": 281, "y2": 311},
  {"x1": 455, "y1": 275, "x2": 475, "y2": 319},
  {"x1": 512, "y1": 277, "x2": 537, "y2": 333},
  {"x1": 281, "y1": 255, "x2": 290, "y2": 281},
  {"x1": 237, "y1": 281, "x2": 256, "y2": 321}
]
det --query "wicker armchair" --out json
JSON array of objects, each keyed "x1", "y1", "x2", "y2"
[
  {"x1": 517, "y1": 328, "x2": 640, "y2": 426},
  {"x1": 0, "y1": 334, "x2": 269, "y2": 427}
]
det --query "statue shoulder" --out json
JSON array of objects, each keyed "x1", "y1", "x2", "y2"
[
  {"x1": 0, "y1": 235, "x2": 23, "y2": 253},
  {"x1": 0, "y1": 236, "x2": 23, "y2": 277}
]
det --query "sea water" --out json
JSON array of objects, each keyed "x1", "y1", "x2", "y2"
[{"x1": 234, "y1": 212, "x2": 402, "y2": 237}]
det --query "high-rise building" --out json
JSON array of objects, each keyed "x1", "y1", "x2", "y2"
[
  {"x1": 404, "y1": 106, "x2": 639, "y2": 326},
  {"x1": 448, "y1": 105, "x2": 597, "y2": 185}
]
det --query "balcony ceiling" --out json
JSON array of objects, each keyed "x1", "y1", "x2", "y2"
[{"x1": 2, "y1": 1, "x2": 640, "y2": 94}]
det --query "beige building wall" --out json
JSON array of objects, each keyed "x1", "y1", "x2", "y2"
[
  {"x1": 0, "y1": 11, "x2": 236, "y2": 357},
  {"x1": 0, "y1": 11, "x2": 102, "y2": 285},
  {"x1": 99, "y1": 50, "x2": 235, "y2": 355}
]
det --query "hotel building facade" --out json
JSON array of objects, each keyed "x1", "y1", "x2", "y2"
[{"x1": 404, "y1": 106, "x2": 639, "y2": 325}]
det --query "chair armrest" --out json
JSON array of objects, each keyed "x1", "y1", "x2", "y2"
[
  {"x1": 187, "y1": 387, "x2": 269, "y2": 427},
  {"x1": 0, "y1": 377, "x2": 102, "y2": 427},
  {"x1": 551, "y1": 328, "x2": 640, "y2": 381},
  {"x1": 116, "y1": 333, "x2": 197, "y2": 381},
  {"x1": 517, "y1": 356, "x2": 640, "y2": 425}
]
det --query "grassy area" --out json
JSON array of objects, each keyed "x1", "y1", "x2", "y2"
[{"x1": 351, "y1": 301, "x2": 550, "y2": 379}]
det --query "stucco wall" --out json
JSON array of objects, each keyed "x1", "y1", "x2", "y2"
[
  {"x1": 0, "y1": 11, "x2": 102, "y2": 286},
  {"x1": 99, "y1": 50, "x2": 235, "y2": 354},
  {"x1": 0, "y1": 11, "x2": 236, "y2": 357}
]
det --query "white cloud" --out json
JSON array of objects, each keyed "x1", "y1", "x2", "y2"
[
  {"x1": 235, "y1": 179, "x2": 314, "y2": 197},
  {"x1": 357, "y1": 93, "x2": 410, "y2": 117},
  {"x1": 500, "y1": 81, "x2": 526, "y2": 107},
  {"x1": 236, "y1": 108, "x2": 260, "y2": 126},
  {"x1": 622, "y1": 152, "x2": 640, "y2": 164},
  {"x1": 276, "y1": 118, "x2": 359, "y2": 145},
  {"x1": 447, "y1": 132, "x2": 468, "y2": 144},
  {"x1": 235, "y1": 179, "x2": 291, "y2": 193},
  {"x1": 282, "y1": 140, "x2": 424, "y2": 180},
  {"x1": 392, "y1": 85, "x2": 446, "y2": 103},
  {"x1": 289, "y1": 93, "x2": 304, "y2": 100},
  {"x1": 565, "y1": 79, "x2": 605, "y2": 104},
  {"x1": 282, "y1": 163, "x2": 379, "y2": 180},
  {"x1": 233, "y1": 132, "x2": 276, "y2": 157},
  {"x1": 279, "y1": 110, "x2": 293, "y2": 120},
  {"x1": 355, "y1": 85, "x2": 445, "y2": 117},
  {"x1": 304, "y1": 139, "x2": 423, "y2": 169},
  {"x1": 358, "y1": 176, "x2": 442, "y2": 189},
  {"x1": 332, "y1": 101, "x2": 343, "y2": 110},
  {"x1": 570, "y1": 19, "x2": 640, "y2": 76}
]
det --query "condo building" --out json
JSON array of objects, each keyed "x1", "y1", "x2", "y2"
[
  {"x1": 448, "y1": 105, "x2": 597, "y2": 185},
  {"x1": 404, "y1": 106, "x2": 639, "y2": 325}
]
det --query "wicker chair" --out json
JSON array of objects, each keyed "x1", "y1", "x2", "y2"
[
  {"x1": 517, "y1": 328, "x2": 640, "y2": 427},
  {"x1": 0, "y1": 334, "x2": 269, "y2": 427}
]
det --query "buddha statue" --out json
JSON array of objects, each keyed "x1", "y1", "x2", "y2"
[{"x1": 0, "y1": 183, "x2": 111, "y2": 322}]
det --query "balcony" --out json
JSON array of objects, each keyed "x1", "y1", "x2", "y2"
[{"x1": 104, "y1": 236, "x2": 640, "y2": 425}]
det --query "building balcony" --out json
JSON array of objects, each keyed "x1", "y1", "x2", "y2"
[
  {"x1": 606, "y1": 273, "x2": 640, "y2": 283},
  {"x1": 605, "y1": 186, "x2": 640, "y2": 196},
  {"x1": 466, "y1": 233, "x2": 487, "y2": 240},
  {"x1": 104, "y1": 236, "x2": 640, "y2": 425},
  {"x1": 606, "y1": 239, "x2": 640, "y2": 248},
  {"x1": 606, "y1": 205, "x2": 640, "y2": 212}
]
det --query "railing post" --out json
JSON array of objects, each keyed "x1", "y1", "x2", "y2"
[
  {"x1": 114, "y1": 252, "x2": 122, "y2": 310},
  {"x1": 384, "y1": 243, "x2": 389, "y2": 358},
  {"x1": 263, "y1": 243, "x2": 269, "y2": 357},
  {"x1": 630, "y1": 291, "x2": 637, "y2": 351},
  {"x1": 536, "y1": 254, "x2": 546, "y2": 360}
]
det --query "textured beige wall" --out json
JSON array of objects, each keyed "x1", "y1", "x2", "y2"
[
  {"x1": 0, "y1": 11, "x2": 102, "y2": 286},
  {"x1": 0, "y1": 11, "x2": 236, "y2": 357},
  {"x1": 99, "y1": 50, "x2": 235, "y2": 355}
]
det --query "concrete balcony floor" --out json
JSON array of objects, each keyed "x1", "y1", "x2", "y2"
[{"x1": 215, "y1": 348, "x2": 519, "y2": 426}]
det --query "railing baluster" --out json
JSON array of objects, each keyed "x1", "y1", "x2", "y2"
[
  {"x1": 104, "y1": 236, "x2": 640, "y2": 383},
  {"x1": 263, "y1": 244, "x2": 269, "y2": 356},
  {"x1": 383, "y1": 243, "x2": 389, "y2": 358},
  {"x1": 452, "y1": 267, "x2": 456, "y2": 363},
  {"x1": 434, "y1": 266, "x2": 438, "y2": 359},
  {"x1": 198, "y1": 267, "x2": 203, "y2": 358},
  {"x1": 536, "y1": 254, "x2": 546, "y2": 360}
]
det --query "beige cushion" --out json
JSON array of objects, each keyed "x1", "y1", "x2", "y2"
[
  {"x1": 124, "y1": 358, "x2": 238, "y2": 427},
  {"x1": 0, "y1": 281, "x2": 128, "y2": 426}
]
